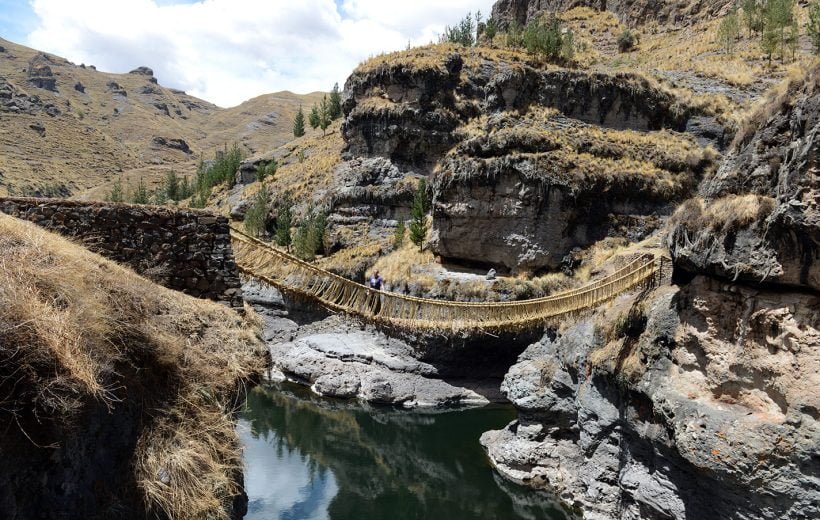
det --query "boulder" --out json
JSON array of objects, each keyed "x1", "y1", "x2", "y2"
[{"x1": 150, "y1": 136, "x2": 192, "y2": 154}]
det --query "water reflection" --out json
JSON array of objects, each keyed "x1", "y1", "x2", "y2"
[{"x1": 239, "y1": 383, "x2": 567, "y2": 520}]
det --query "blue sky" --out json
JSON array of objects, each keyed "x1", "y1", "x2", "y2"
[{"x1": 0, "y1": 0, "x2": 495, "y2": 107}]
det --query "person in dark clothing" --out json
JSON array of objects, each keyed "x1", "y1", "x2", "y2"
[
  {"x1": 368, "y1": 270, "x2": 384, "y2": 315},
  {"x1": 369, "y1": 270, "x2": 384, "y2": 290}
]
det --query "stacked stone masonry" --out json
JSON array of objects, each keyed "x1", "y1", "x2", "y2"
[{"x1": 0, "y1": 197, "x2": 242, "y2": 307}]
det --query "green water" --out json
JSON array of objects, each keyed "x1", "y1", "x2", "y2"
[{"x1": 239, "y1": 383, "x2": 568, "y2": 520}]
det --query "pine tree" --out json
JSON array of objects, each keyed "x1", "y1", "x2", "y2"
[
  {"x1": 761, "y1": 24, "x2": 779, "y2": 65},
  {"x1": 132, "y1": 178, "x2": 150, "y2": 204},
  {"x1": 309, "y1": 104, "x2": 320, "y2": 129},
  {"x1": 717, "y1": 8, "x2": 741, "y2": 54},
  {"x1": 107, "y1": 179, "x2": 124, "y2": 203},
  {"x1": 393, "y1": 219, "x2": 406, "y2": 249},
  {"x1": 329, "y1": 83, "x2": 342, "y2": 120},
  {"x1": 244, "y1": 188, "x2": 269, "y2": 237},
  {"x1": 293, "y1": 105, "x2": 306, "y2": 137},
  {"x1": 292, "y1": 207, "x2": 327, "y2": 261},
  {"x1": 164, "y1": 170, "x2": 180, "y2": 201},
  {"x1": 179, "y1": 175, "x2": 193, "y2": 199},
  {"x1": 319, "y1": 95, "x2": 331, "y2": 136},
  {"x1": 442, "y1": 12, "x2": 476, "y2": 46},
  {"x1": 409, "y1": 179, "x2": 428, "y2": 252},
  {"x1": 257, "y1": 159, "x2": 277, "y2": 182},
  {"x1": 808, "y1": 1, "x2": 820, "y2": 54},
  {"x1": 761, "y1": 0, "x2": 795, "y2": 63},
  {"x1": 274, "y1": 193, "x2": 293, "y2": 251},
  {"x1": 742, "y1": 0, "x2": 764, "y2": 36}
]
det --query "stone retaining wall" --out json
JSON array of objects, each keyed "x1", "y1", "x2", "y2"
[{"x1": 0, "y1": 197, "x2": 242, "y2": 306}]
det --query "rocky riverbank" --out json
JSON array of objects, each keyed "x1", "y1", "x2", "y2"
[{"x1": 244, "y1": 280, "x2": 521, "y2": 408}]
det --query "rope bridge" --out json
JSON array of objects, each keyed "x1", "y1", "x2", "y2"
[{"x1": 231, "y1": 228, "x2": 665, "y2": 332}]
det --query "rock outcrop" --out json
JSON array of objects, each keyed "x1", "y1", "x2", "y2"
[
  {"x1": 244, "y1": 280, "x2": 531, "y2": 407},
  {"x1": 151, "y1": 136, "x2": 193, "y2": 154},
  {"x1": 430, "y1": 109, "x2": 711, "y2": 272},
  {"x1": 668, "y1": 65, "x2": 819, "y2": 291},
  {"x1": 490, "y1": 0, "x2": 735, "y2": 28},
  {"x1": 482, "y1": 276, "x2": 819, "y2": 520},
  {"x1": 338, "y1": 45, "x2": 722, "y2": 272},
  {"x1": 27, "y1": 53, "x2": 58, "y2": 92},
  {"x1": 482, "y1": 65, "x2": 819, "y2": 520}
]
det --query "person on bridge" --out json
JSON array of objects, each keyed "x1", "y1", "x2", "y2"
[{"x1": 369, "y1": 270, "x2": 384, "y2": 291}]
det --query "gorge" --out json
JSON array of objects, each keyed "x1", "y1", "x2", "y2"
[{"x1": 0, "y1": 1, "x2": 818, "y2": 519}]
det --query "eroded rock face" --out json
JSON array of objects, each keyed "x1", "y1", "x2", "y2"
[
  {"x1": 482, "y1": 278, "x2": 819, "y2": 519},
  {"x1": 430, "y1": 108, "x2": 708, "y2": 272},
  {"x1": 669, "y1": 66, "x2": 819, "y2": 291},
  {"x1": 342, "y1": 53, "x2": 464, "y2": 168},
  {"x1": 341, "y1": 48, "x2": 718, "y2": 272},
  {"x1": 490, "y1": 0, "x2": 734, "y2": 28},
  {"x1": 343, "y1": 57, "x2": 701, "y2": 169}
]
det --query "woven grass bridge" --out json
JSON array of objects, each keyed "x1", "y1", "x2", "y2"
[{"x1": 231, "y1": 228, "x2": 666, "y2": 332}]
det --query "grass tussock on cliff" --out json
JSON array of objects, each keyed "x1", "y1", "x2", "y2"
[
  {"x1": 671, "y1": 194, "x2": 777, "y2": 234},
  {"x1": 0, "y1": 214, "x2": 265, "y2": 519}
]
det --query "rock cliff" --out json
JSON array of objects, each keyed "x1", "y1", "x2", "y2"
[
  {"x1": 338, "y1": 45, "x2": 721, "y2": 273},
  {"x1": 490, "y1": 0, "x2": 735, "y2": 28},
  {"x1": 668, "y1": 66, "x2": 819, "y2": 291},
  {"x1": 481, "y1": 65, "x2": 819, "y2": 520},
  {"x1": 482, "y1": 276, "x2": 818, "y2": 519}
]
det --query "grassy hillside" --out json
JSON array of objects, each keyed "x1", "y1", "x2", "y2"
[{"x1": 0, "y1": 37, "x2": 323, "y2": 198}]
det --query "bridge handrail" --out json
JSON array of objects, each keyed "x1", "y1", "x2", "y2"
[
  {"x1": 229, "y1": 227, "x2": 662, "y2": 330},
  {"x1": 230, "y1": 228, "x2": 656, "y2": 306}
]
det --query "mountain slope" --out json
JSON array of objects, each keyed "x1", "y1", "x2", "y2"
[{"x1": 0, "y1": 37, "x2": 322, "y2": 197}]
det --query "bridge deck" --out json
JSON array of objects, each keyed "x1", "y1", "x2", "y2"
[{"x1": 231, "y1": 228, "x2": 664, "y2": 332}]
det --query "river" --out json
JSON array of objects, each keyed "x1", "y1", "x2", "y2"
[{"x1": 238, "y1": 382, "x2": 568, "y2": 520}]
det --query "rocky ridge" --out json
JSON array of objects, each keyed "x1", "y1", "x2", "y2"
[{"x1": 0, "y1": 37, "x2": 323, "y2": 198}]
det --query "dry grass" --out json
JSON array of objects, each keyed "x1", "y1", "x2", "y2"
[
  {"x1": 732, "y1": 61, "x2": 819, "y2": 148},
  {"x1": 0, "y1": 214, "x2": 265, "y2": 519},
  {"x1": 448, "y1": 107, "x2": 715, "y2": 202},
  {"x1": 318, "y1": 240, "x2": 386, "y2": 280},
  {"x1": 574, "y1": 237, "x2": 633, "y2": 282},
  {"x1": 372, "y1": 239, "x2": 438, "y2": 289},
  {"x1": 356, "y1": 42, "x2": 543, "y2": 75},
  {"x1": 260, "y1": 123, "x2": 343, "y2": 203},
  {"x1": 671, "y1": 194, "x2": 777, "y2": 233}
]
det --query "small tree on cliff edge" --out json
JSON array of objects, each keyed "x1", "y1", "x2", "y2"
[
  {"x1": 409, "y1": 179, "x2": 429, "y2": 252},
  {"x1": 809, "y1": 1, "x2": 820, "y2": 54},
  {"x1": 293, "y1": 105, "x2": 306, "y2": 137},
  {"x1": 329, "y1": 83, "x2": 342, "y2": 120}
]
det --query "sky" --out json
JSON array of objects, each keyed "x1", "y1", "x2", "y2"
[{"x1": 0, "y1": 0, "x2": 496, "y2": 107}]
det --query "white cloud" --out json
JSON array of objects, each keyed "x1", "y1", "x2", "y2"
[{"x1": 25, "y1": 0, "x2": 495, "y2": 107}]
